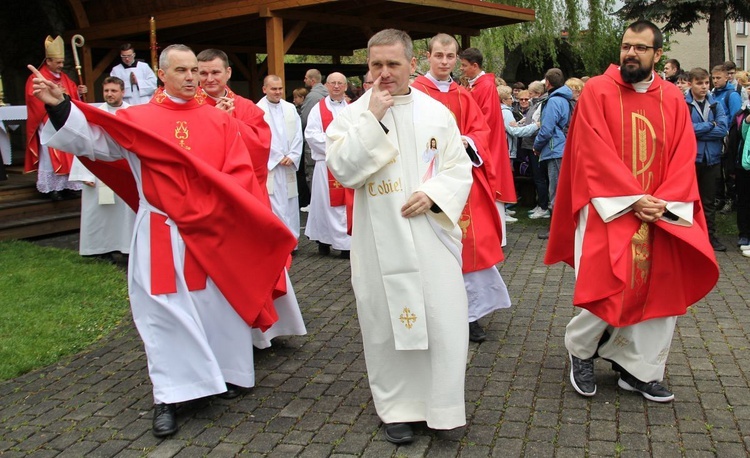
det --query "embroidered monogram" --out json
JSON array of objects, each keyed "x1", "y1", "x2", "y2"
[{"x1": 175, "y1": 121, "x2": 191, "y2": 150}]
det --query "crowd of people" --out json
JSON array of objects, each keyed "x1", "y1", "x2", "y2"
[{"x1": 23, "y1": 19, "x2": 748, "y2": 444}]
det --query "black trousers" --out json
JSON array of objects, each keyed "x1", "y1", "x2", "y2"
[
  {"x1": 696, "y1": 162, "x2": 720, "y2": 237},
  {"x1": 735, "y1": 168, "x2": 750, "y2": 239}
]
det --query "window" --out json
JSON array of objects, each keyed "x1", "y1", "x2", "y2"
[
  {"x1": 737, "y1": 21, "x2": 748, "y2": 36},
  {"x1": 737, "y1": 45, "x2": 746, "y2": 71}
]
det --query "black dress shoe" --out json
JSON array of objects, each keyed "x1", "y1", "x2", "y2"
[
  {"x1": 317, "y1": 242, "x2": 331, "y2": 255},
  {"x1": 152, "y1": 403, "x2": 177, "y2": 437},
  {"x1": 468, "y1": 321, "x2": 487, "y2": 342},
  {"x1": 384, "y1": 423, "x2": 413, "y2": 444},
  {"x1": 217, "y1": 383, "x2": 243, "y2": 399},
  {"x1": 339, "y1": 250, "x2": 350, "y2": 259},
  {"x1": 48, "y1": 191, "x2": 63, "y2": 201}
]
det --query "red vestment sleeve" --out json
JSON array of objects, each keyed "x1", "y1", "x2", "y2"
[{"x1": 72, "y1": 100, "x2": 296, "y2": 331}]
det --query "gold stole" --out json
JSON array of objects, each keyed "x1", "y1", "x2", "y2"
[{"x1": 619, "y1": 89, "x2": 666, "y2": 309}]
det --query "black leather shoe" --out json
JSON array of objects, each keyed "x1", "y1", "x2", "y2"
[
  {"x1": 317, "y1": 243, "x2": 331, "y2": 255},
  {"x1": 152, "y1": 403, "x2": 177, "y2": 437},
  {"x1": 339, "y1": 250, "x2": 350, "y2": 259},
  {"x1": 468, "y1": 321, "x2": 486, "y2": 342},
  {"x1": 384, "y1": 423, "x2": 413, "y2": 444},
  {"x1": 48, "y1": 191, "x2": 63, "y2": 201},
  {"x1": 217, "y1": 383, "x2": 243, "y2": 399},
  {"x1": 569, "y1": 354, "x2": 596, "y2": 396},
  {"x1": 710, "y1": 237, "x2": 727, "y2": 252}
]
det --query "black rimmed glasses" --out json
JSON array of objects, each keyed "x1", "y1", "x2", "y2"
[{"x1": 620, "y1": 43, "x2": 655, "y2": 54}]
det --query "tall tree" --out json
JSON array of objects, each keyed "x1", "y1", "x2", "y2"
[
  {"x1": 472, "y1": 0, "x2": 621, "y2": 79},
  {"x1": 618, "y1": 0, "x2": 750, "y2": 67}
]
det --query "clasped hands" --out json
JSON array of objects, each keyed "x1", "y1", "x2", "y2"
[{"x1": 632, "y1": 195, "x2": 666, "y2": 223}]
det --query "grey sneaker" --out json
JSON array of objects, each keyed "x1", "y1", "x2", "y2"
[
  {"x1": 618, "y1": 373, "x2": 674, "y2": 402},
  {"x1": 569, "y1": 354, "x2": 596, "y2": 396}
]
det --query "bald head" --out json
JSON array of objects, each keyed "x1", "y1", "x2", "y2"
[
  {"x1": 326, "y1": 72, "x2": 347, "y2": 101},
  {"x1": 262, "y1": 74, "x2": 284, "y2": 103}
]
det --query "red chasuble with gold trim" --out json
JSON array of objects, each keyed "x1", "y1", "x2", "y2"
[
  {"x1": 412, "y1": 76, "x2": 504, "y2": 272},
  {"x1": 545, "y1": 65, "x2": 718, "y2": 327},
  {"x1": 199, "y1": 87, "x2": 272, "y2": 191},
  {"x1": 73, "y1": 89, "x2": 296, "y2": 330},
  {"x1": 468, "y1": 72, "x2": 517, "y2": 204},
  {"x1": 24, "y1": 65, "x2": 81, "y2": 174}
]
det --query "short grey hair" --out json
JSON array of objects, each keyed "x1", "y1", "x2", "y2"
[
  {"x1": 367, "y1": 29, "x2": 414, "y2": 61},
  {"x1": 159, "y1": 44, "x2": 194, "y2": 70}
]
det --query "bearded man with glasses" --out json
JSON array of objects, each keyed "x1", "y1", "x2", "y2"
[{"x1": 546, "y1": 20, "x2": 719, "y2": 403}]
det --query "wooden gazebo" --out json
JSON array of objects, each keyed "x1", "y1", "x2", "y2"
[{"x1": 64, "y1": 0, "x2": 534, "y2": 95}]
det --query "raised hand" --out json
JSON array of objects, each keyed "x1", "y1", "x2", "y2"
[
  {"x1": 367, "y1": 75, "x2": 393, "y2": 121},
  {"x1": 27, "y1": 65, "x2": 65, "y2": 106}
]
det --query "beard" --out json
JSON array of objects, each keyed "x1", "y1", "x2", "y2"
[{"x1": 620, "y1": 59, "x2": 651, "y2": 84}]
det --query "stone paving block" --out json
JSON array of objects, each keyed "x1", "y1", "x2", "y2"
[
  {"x1": 54, "y1": 439, "x2": 100, "y2": 456},
  {"x1": 145, "y1": 440, "x2": 186, "y2": 458},
  {"x1": 296, "y1": 442, "x2": 335, "y2": 458},
  {"x1": 87, "y1": 439, "x2": 130, "y2": 457},
  {"x1": 244, "y1": 431, "x2": 284, "y2": 453}
]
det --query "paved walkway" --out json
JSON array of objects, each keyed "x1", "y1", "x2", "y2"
[{"x1": 2, "y1": 224, "x2": 750, "y2": 457}]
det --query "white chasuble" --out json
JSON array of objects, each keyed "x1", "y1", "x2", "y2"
[{"x1": 326, "y1": 90, "x2": 472, "y2": 429}]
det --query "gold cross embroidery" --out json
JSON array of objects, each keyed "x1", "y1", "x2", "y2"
[{"x1": 399, "y1": 307, "x2": 417, "y2": 329}]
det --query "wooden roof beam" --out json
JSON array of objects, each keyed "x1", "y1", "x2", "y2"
[
  {"x1": 86, "y1": 40, "x2": 353, "y2": 57},
  {"x1": 262, "y1": 8, "x2": 480, "y2": 37}
]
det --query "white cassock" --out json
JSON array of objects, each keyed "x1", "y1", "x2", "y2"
[
  {"x1": 257, "y1": 96, "x2": 303, "y2": 239},
  {"x1": 68, "y1": 102, "x2": 135, "y2": 256},
  {"x1": 304, "y1": 96, "x2": 351, "y2": 251},
  {"x1": 565, "y1": 198, "x2": 693, "y2": 383},
  {"x1": 41, "y1": 102, "x2": 256, "y2": 404},
  {"x1": 110, "y1": 61, "x2": 158, "y2": 105},
  {"x1": 326, "y1": 90, "x2": 472, "y2": 430},
  {"x1": 251, "y1": 97, "x2": 307, "y2": 349}
]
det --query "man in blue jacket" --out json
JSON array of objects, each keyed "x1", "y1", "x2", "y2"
[
  {"x1": 533, "y1": 68, "x2": 573, "y2": 238},
  {"x1": 689, "y1": 67, "x2": 729, "y2": 251}
]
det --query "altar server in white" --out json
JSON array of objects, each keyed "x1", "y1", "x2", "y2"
[
  {"x1": 68, "y1": 76, "x2": 135, "y2": 258},
  {"x1": 304, "y1": 72, "x2": 351, "y2": 258},
  {"x1": 326, "y1": 29, "x2": 473, "y2": 445},
  {"x1": 110, "y1": 43, "x2": 158, "y2": 105},
  {"x1": 257, "y1": 74, "x2": 303, "y2": 240}
]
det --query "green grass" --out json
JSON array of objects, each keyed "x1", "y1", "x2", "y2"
[{"x1": 0, "y1": 240, "x2": 129, "y2": 381}]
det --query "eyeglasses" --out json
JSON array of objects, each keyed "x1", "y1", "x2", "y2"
[
  {"x1": 518, "y1": 98, "x2": 530, "y2": 101},
  {"x1": 120, "y1": 53, "x2": 135, "y2": 59},
  {"x1": 620, "y1": 43, "x2": 655, "y2": 54}
]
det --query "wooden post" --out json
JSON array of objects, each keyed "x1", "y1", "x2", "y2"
[{"x1": 265, "y1": 15, "x2": 285, "y2": 86}]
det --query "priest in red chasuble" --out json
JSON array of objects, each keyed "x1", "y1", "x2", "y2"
[
  {"x1": 459, "y1": 47, "x2": 518, "y2": 230},
  {"x1": 29, "y1": 44, "x2": 296, "y2": 438},
  {"x1": 24, "y1": 35, "x2": 87, "y2": 199},
  {"x1": 545, "y1": 21, "x2": 718, "y2": 403},
  {"x1": 196, "y1": 49, "x2": 272, "y2": 191},
  {"x1": 412, "y1": 33, "x2": 510, "y2": 344}
]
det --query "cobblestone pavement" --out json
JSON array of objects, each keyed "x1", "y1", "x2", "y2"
[{"x1": 2, "y1": 224, "x2": 750, "y2": 457}]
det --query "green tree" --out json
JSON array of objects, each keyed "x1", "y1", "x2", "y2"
[
  {"x1": 471, "y1": 0, "x2": 622, "y2": 80},
  {"x1": 617, "y1": 0, "x2": 750, "y2": 68}
]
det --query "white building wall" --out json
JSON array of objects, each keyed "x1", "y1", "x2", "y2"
[{"x1": 665, "y1": 20, "x2": 749, "y2": 72}]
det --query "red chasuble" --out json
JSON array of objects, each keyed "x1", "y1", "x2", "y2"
[
  {"x1": 469, "y1": 72, "x2": 517, "y2": 203},
  {"x1": 199, "y1": 87, "x2": 272, "y2": 191},
  {"x1": 24, "y1": 65, "x2": 81, "y2": 174},
  {"x1": 412, "y1": 76, "x2": 504, "y2": 272},
  {"x1": 545, "y1": 65, "x2": 718, "y2": 327},
  {"x1": 73, "y1": 90, "x2": 296, "y2": 331}
]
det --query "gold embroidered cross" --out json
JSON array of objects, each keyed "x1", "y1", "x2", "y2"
[{"x1": 399, "y1": 307, "x2": 417, "y2": 329}]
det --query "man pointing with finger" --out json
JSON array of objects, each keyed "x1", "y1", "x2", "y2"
[{"x1": 326, "y1": 29, "x2": 472, "y2": 444}]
